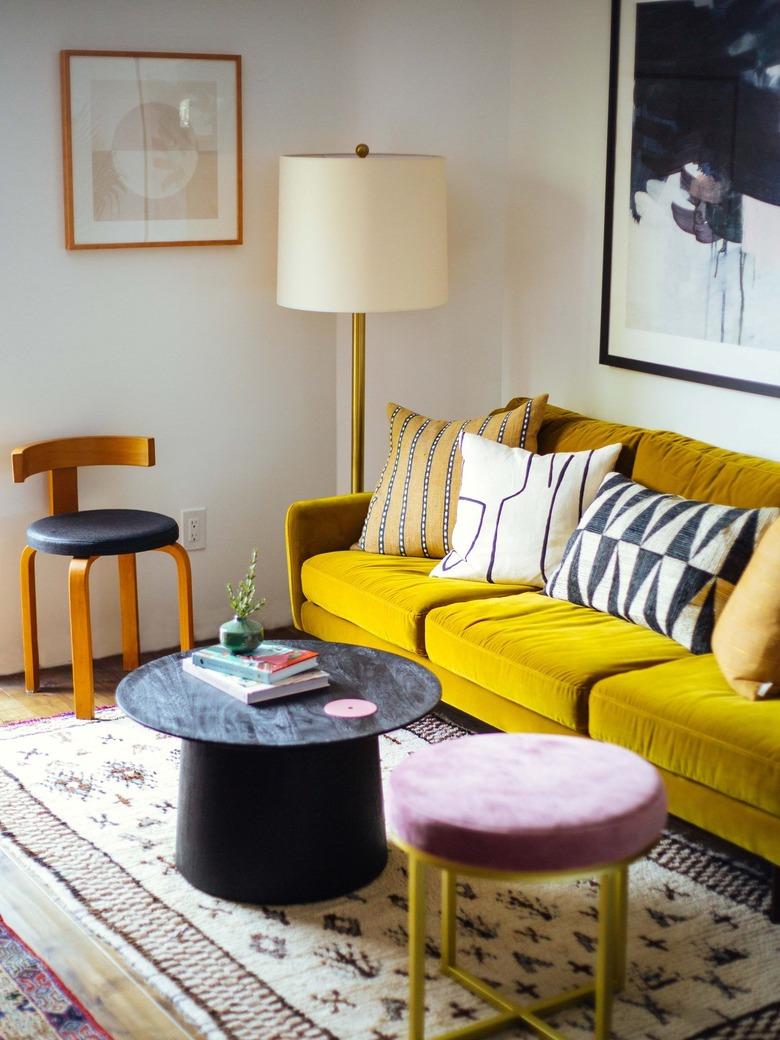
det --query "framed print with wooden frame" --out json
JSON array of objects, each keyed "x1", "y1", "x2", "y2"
[
  {"x1": 601, "y1": 0, "x2": 780, "y2": 399},
  {"x1": 60, "y1": 50, "x2": 242, "y2": 249}
]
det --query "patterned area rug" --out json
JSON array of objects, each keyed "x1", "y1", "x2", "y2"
[
  {"x1": 0, "y1": 708, "x2": 777, "y2": 1040},
  {"x1": 0, "y1": 915, "x2": 112, "y2": 1039}
]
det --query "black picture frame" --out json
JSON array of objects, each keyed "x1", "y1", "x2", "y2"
[{"x1": 600, "y1": 0, "x2": 780, "y2": 400}]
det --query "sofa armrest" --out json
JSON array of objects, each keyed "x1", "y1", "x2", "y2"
[{"x1": 285, "y1": 492, "x2": 372, "y2": 629}]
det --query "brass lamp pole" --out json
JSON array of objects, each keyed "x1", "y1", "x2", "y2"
[
  {"x1": 350, "y1": 142, "x2": 369, "y2": 493},
  {"x1": 351, "y1": 311, "x2": 366, "y2": 493}
]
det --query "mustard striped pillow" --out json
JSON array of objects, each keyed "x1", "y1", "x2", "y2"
[{"x1": 358, "y1": 395, "x2": 548, "y2": 558}]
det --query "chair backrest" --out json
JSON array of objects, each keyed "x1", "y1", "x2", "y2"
[{"x1": 11, "y1": 436, "x2": 155, "y2": 515}]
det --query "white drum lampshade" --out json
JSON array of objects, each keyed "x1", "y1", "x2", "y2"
[{"x1": 277, "y1": 153, "x2": 448, "y2": 313}]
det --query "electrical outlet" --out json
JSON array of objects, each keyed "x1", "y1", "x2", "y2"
[{"x1": 181, "y1": 508, "x2": 207, "y2": 551}]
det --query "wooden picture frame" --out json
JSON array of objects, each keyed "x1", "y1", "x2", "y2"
[
  {"x1": 60, "y1": 50, "x2": 242, "y2": 249},
  {"x1": 600, "y1": 0, "x2": 780, "y2": 399}
]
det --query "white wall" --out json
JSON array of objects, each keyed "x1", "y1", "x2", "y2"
[
  {"x1": 335, "y1": 0, "x2": 513, "y2": 490},
  {"x1": 0, "y1": 0, "x2": 514, "y2": 672},
  {"x1": 503, "y1": 0, "x2": 780, "y2": 460},
  {"x1": 0, "y1": 0, "x2": 353, "y2": 671},
  {"x1": 2, "y1": 0, "x2": 777, "y2": 675}
]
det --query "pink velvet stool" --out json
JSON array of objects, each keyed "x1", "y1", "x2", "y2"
[{"x1": 387, "y1": 733, "x2": 667, "y2": 1040}]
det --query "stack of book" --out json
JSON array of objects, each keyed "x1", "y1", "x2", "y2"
[{"x1": 183, "y1": 642, "x2": 328, "y2": 705}]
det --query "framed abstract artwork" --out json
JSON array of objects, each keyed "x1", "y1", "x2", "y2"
[
  {"x1": 60, "y1": 51, "x2": 242, "y2": 249},
  {"x1": 601, "y1": 1, "x2": 780, "y2": 398}
]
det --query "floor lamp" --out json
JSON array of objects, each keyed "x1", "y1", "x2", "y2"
[{"x1": 276, "y1": 146, "x2": 448, "y2": 493}]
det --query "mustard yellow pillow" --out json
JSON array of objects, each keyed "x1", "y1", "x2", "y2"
[
  {"x1": 358, "y1": 395, "x2": 548, "y2": 558},
  {"x1": 712, "y1": 517, "x2": 780, "y2": 700}
]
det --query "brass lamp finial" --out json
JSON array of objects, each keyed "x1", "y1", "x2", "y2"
[{"x1": 355, "y1": 143, "x2": 369, "y2": 158}]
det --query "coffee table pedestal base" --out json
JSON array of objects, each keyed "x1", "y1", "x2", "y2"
[{"x1": 176, "y1": 734, "x2": 388, "y2": 904}]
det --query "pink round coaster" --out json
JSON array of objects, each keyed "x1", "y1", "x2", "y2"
[{"x1": 324, "y1": 698, "x2": 378, "y2": 718}]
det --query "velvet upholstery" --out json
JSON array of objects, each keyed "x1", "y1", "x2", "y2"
[
  {"x1": 425, "y1": 593, "x2": 688, "y2": 732},
  {"x1": 712, "y1": 517, "x2": 780, "y2": 699},
  {"x1": 27, "y1": 509, "x2": 178, "y2": 558},
  {"x1": 590, "y1": 655, "x2": 780, "y2": 817},
  {"x1": 534, "y1": 404, "x2": 646, "y2": 478},
  {"x1": 388, "y1": 733, "x2": 667, "y2": 872},
  {"x1": 633, "y1": 431, "x2": 780, "y2": 508},
  {"x1": 301, "y1": 550, "x2": 532, "y2": 655},
  {"x1": 298, "y1": 602, "x2": 780, "y2": 866},
  {"x1": 299, "y1": 601, "x2": 577, "y2": 735},
  {"x1": 286, "y1": 493, "x2": 373, "y2": 629},
  {"x1": 285, "y1": 402, "x2": 780, "y2": 873}
]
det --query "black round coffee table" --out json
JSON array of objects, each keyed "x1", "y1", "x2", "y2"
[{"x1": 116, "y1": 641, "x2": 440, "y2": 904}]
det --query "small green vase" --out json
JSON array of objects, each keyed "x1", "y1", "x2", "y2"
[{"x1": 219, "y1": 615, "x2": 264, "y2": 654}]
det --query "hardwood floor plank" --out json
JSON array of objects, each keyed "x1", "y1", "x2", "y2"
[
  {"x1": 0, "y1": 850, "x2": 197, "y2": 1039},
  {"x1": 0, "y1": 627, "x2": 300, "y2": 724}
]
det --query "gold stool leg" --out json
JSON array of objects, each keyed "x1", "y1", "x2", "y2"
[
  {"x1": 19, "y1": 546, "x2": 39, "y2": 693},
  {"x1": 68, "y1": 557, "x2": 96, "y2": 720},
  {"x1": 156, "y1": 543, "x2": 194, "y2": 651},
  {"x1": 118, "y1": 553, "x2": 141, "y2": 671},
  {"x1": 594, "y1": 867, "x2": 619, "y2": 1040},
  {"x1": 441, "y1": 868, "x2": 457, "y2": 970},
  {"x1": 613, "y1": 865, "x2": 629, "y2": 991},
  {"x1": 408, "y1": 852, "x2": 428, "y2": 1040}
]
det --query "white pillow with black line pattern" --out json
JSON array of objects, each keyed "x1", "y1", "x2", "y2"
[{"x1": 430, "y1": 434, "x2": 622, "y2": 587}]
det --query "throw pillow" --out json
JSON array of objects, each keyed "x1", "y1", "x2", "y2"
[
  {"x1": 712, "y1": 517, "x2": 780, "y2": 699},
  {"x1": 358, "y1": 395, "x2": 548, "y2": 558},
  {"x1": 430, "y1": 434, "x2": 622, "y2": 586},
  {"x1": 545, "y1": 472, "x2": 780, "y2": 654}
]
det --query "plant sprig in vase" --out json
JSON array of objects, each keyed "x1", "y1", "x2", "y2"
[{"x1": 220, "y1": 549, "x2": 267, "y2": 653}]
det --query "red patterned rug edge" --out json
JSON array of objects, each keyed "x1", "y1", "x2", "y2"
[{"x1": 0, "y1": 913, "x2": 114, "y2": 1039}]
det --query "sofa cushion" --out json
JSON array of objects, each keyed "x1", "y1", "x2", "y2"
[
  {"x1": 301, "y1": 551, "x2": 532, "y2": 655},
  {"x1": 425, "y1": 592, "x2": 688, "y2": 732},
  {"x1": 546, "y1": 472, "x2": 779, "y2": 654},
  {"x1": 590, "y1": 655, "x2": 780, "y2": 818},
  {"x1": 358, "y1": 396, "x2": 547, "y2": 559},
  {"x1": 712, "y1": 517, "x2": 780, "y2": 700},
  {"x1": 430, "y1": 435, "x2": 621, "y2": 586},
  {"x1": 633, "y1": 429, "x2": 780, "y2": 508}
]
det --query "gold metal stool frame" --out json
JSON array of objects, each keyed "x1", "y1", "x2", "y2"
[{"x1": 394, "y1": 838, "x2": 642, "y2": 1040}]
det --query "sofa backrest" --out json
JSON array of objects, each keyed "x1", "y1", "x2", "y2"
[
  {"x1": 536, "y1": 403, "x2": 780, "y2": 508},
  {"x1": 537, "y1": 405, "x2": 645, "y2": 477},
  {"x1": 634, "y1": 430, "x2": 780, "y2": 508}
]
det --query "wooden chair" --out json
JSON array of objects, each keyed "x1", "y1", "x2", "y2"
[{"x1": 12, "y1": 436, "x2": 194, "y2": 719}]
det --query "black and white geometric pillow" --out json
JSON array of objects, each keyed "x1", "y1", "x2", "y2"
[{"x1": 545, "y1": 472, "x2": 780, "y2": 653}]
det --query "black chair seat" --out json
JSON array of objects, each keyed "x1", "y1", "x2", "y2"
[{"x1": 27, "y1": 509, "x2": 179, "y2": 558}]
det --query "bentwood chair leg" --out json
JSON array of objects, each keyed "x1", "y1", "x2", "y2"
[
  {"x1": 118, "y1": 554, "x2": 141, "y2": 671},
  {"x1": 408, "y1": 854, "x2": 428, "y2": 1040},
  {"x1": 594, "y1": 868, "x2": 619, "y2": 1040},
  {"x1": 19, "y1": 545, "x2": 39, "y2": 693},
  {"x1": 156, "y1": 543, "x2": 194, "y2": 651},
  {"x1": 68, "y1": 557, "x2": 97, "y2": 720},
  {"x1": 441, "y1": 868, "x2": 457, "y2": 970},
  {"x1": 613, "y1": 865, "x2": 629, "y2": 991}
]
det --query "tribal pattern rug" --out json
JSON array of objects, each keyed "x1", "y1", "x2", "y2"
[
  {"x1": 0, "y1": 708, "x2": 777, "y2": 1040},
  {"x1": 0, "y1": 914, "x2": 112, "y2": 1039}
]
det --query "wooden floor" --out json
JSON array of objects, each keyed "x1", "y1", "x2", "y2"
[
  {"x1": 0, "y1": 633, "x2": 294, "y2": 1039},
  {"x1": 0, "y1": 652, "x2": 138, "y2": 723},
  {"x1": 0, "y1": 628, "x2": 299, "y2": 724},
  {"x1": 0, "y1": 853, "x2": 195, "y2": 1039}
]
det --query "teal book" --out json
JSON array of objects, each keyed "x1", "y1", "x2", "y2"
[{"x1": 191, "y1": 642, "x2": 319, "y2": 684}]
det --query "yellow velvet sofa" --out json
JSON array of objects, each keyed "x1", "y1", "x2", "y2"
[{"x1": 286, "y1": 404, "x2": 780, "y2": 919}]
